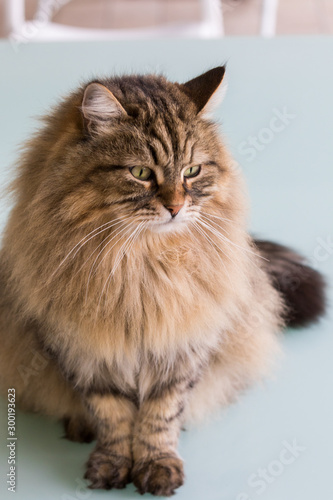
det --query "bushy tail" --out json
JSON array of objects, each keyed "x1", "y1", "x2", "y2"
[{"x1": 254, "y1": 239, "x2": 326, "y2": 328}]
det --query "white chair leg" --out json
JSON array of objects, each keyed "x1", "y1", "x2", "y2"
[
  {"x1": 200, "y1": 0, "x2": 224, "y2": 37},
  {"x1": 4, "y1": 0, "x2": 25, "y2": 35},
  {"x1": 261, "y1": 0, "x2": 279, "y2": 37}
]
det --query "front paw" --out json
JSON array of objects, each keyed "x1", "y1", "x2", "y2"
[
  {"x1": 84, "y1": 446, "x2": 132, "y2": 490},
  {"x1": 132, "y1": 455, "x2": 184, "y2": 496}
]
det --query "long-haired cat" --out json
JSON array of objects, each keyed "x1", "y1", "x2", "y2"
[{"x1": 0, "y1": 67, "x2": 325, "y2": 496}]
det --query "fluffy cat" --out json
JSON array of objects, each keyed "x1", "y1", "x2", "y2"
[{"x1": 0, "y1": 67, "x2": 325, "y2": 496}]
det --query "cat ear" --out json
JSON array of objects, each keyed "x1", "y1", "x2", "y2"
[
  {"x1": 180, "y1": 66, "x2": 226, "y2": 115},
  {"x1": 81, "y1": 82, "x2": 127, "y2": 134}
]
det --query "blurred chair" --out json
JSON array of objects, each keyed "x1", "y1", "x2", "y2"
[
  {"x1": 5, "y1": 0, "x2": 279, "y2": 43},
  {"x1": 5, "y1": 0, "x2": 224, "y2": 43}
]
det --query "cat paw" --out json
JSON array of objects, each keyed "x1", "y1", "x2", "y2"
[
  {"x1": 63, "y1": 416, "x2": 96, "y2": 443},
  {"x1": 84, "y1": 448, "x2": 132, "y2": 490},
  {"x1": 132, "y1": 455, "x2": 184, "y2": 496}
]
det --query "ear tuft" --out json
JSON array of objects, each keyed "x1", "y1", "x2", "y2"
[
  {"x1": 180, "y1": 66, "x2": 226, "y2": 115},
  {"x1": 81, "y1": 82, "x2": 127, "y2": 134}
]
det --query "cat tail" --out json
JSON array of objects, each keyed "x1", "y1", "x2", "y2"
[{"x1": 253, "y1": 239, "x2": 327, "y2": 328}]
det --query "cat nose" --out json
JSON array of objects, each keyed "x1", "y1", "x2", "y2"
[{"x1": 165, "y1": 204, "x2": 184, "y2": 218}]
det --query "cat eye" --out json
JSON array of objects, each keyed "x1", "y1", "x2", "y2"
[
  {"x1": 184, "y1": 165, "x2": 201, "y2": 178},
  {"x1": 130, "y1": 166, "x2": 152, "y2": 181}
]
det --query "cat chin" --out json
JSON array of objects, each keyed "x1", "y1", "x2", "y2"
[{"x1": 148, "y1": 219, "x2": 188, "y2": 235}]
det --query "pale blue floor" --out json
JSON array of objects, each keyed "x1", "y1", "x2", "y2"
[{"x1": 0, "y1": 38, "x2": 332, "y2": 499}]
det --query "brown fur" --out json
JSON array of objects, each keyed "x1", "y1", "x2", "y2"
[{"x1": 0, "y1": 67, "x2": 321, "y2": 496}]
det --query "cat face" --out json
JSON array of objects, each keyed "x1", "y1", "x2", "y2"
[{"x1": 52, "y1": 68, "x2": 229, "y2": 236}]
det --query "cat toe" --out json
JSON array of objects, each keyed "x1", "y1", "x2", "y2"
[
  {"x1": 84, "y1": 447, "x2": 132, "y2": 490},
  {"x1": 132, "y1": 455, "x2": 184, "y2": 496}
]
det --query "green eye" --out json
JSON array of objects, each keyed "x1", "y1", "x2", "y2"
[
  {"x1": 184, "y1": 165, "x2": 201, "y2": 178},
  {"x1": 130, "y1": 166, "x2": 152, "y2": 181}
]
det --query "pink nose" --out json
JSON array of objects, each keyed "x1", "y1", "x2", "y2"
[{"x1": 165, "y1": 204, "x2": 184, "y2": 217}]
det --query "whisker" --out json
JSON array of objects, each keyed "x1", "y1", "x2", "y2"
[
  {"x1": 196, "y1": 218, "x2": 237, "y2": 264},
  {"x1": 200, "y1": 210, "x2": 234, "y2": 224},
  {"x1": 190, "y1": 220, "x2": 234, "y2": 290},
  {"x1": 45, "y1": 216, "x2": 132, "y2": 285},
  {"x1": 92, "y1": 221, "x2": 137, "y2": 276},
  {"x1": 197, "y1": 216, "x2": 267, "y2": 262},
  {"x1": 111, "y1": 221, "x2": 146, "y2": 277},
  {"x1": 199, "y1": 212, "x2": 230, "y2": 235},
  {"x1": 104, "y1": 221, "x2": 147, "y2": 298},
  {"x1": 95, "y1": 222, "x2": 146, "y2": 318},
  {"x1": 72, "y1": 220, "x2": 131, "y2": 278},
  {"x1": 196, "y1": 218, "x2": 253, "y2": 288},
  {"x1": 70, "y1": 216, "x2": 132, "y2": 261},
  {"x1": 84, "y1": 221, "x2": 135, "y2": 303}
]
